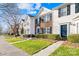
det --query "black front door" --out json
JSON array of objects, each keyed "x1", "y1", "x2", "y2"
[{"x1": 61, "y1": 24, "x2": 67, "y2": 37}]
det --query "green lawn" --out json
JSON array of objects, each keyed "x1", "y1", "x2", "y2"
[
  {"x1": 4, "y1": 35, "x2": 23, "y2": 43},
  {"x1": 50, "y1": 45, "x2": 79, "y2": 56},
  {"x1": 13, "y1": 39, "x2": 53, "y2": 55}
]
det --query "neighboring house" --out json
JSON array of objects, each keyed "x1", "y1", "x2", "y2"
[
  {"x1": 35, "y1": 7, "x2": 53, "y2": 34},
  {"x1": 52, "y1": 3, "x2": 79, "y2": 37},
  {"x1": 19, "y1": 14, "x2": 35, "y2": 35}
]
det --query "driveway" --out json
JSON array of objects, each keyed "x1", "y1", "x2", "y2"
[{"x1": 0, "y1": 36, "x2": 29, "y2": 56}]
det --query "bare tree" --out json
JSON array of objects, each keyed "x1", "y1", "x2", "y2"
[{"x1": 0, "y1": 3, "x2": 21, "y2": 36}]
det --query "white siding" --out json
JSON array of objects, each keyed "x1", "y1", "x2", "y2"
[{"x1": 52, "y1": 3, "x2": 79, "y2": 35}]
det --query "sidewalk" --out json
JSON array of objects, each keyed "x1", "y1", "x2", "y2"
[
  {"x1": 0, "y1": 36, "x2": 29, "y2": 56},
  {"x1": 33, "y1": 41, "x2": 64, "y2": 56}
]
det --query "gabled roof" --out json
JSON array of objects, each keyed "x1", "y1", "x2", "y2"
[
  {"x1": 35, "y1": 7, "x2": 51, "y2": 19},
  {"x1": 52, "y1": 3, "x2": 73, "y2": 11},
  {"x1": 39, "y1": 7, "x2": 51, "y2": 16}
]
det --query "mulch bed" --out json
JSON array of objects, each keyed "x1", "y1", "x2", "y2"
[{"x1": 63, "y1": 41, "x2": 79, "y2": 48}]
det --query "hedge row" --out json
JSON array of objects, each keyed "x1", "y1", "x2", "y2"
[
  {"x1": 35, "y1": 34, "x2": 61, "y2": 40},
  {"x1": 68, "y1": 34, "x2": 79, "y2": 43}
]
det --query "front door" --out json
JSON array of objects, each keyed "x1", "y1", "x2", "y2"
[{"x1": 61, "y1": 24, "x2": 67, "y2": 37}]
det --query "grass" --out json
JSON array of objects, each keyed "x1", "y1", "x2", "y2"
[
  {"x1": 4, "y1": 35, "x2": 23, "y2": 43},
  {"x1": 50, "y1": 44, "x2": 79, "y2": 56},
  {"x1": 12, "y1": 39, "x2": 53, "y2": 55}
]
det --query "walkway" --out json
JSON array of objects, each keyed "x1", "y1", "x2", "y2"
[
  {"x1": 0, "y1": 36, "x2": 29, "y2": 56},
  {"x1": 33, "y1": 41, "x2": 64, "y2": 56}
]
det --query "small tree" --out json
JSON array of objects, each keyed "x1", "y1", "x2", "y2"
[{"x1": 0, "y1": 3, "x2": 21, "y2": 36}]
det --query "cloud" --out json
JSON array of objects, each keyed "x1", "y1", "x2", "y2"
[
  {"x1": 18, "y1": 3, "x2": 41, "y2": 10},
  {"x1": 18, "y1": 3, "x2": 41, "y2": 15},
  {"x1": 35, "y1": 3, "x2": 41, "y2": 10},
  {"x1": 27, "y1": 11, "x2": 37, "y2": 14},
  {"x1": 18, "y1": 3, "x2": 33, "y2": 10}
]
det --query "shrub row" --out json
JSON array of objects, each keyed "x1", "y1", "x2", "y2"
[
  {"x1": 68, "y1": 34, "x2": 79, "y2": 43},
  {"x1": 35, "y1": 34, "x2": 61, "y2": 40},
  {"x1": 23, "y1": 34, "x2": 35, "y2": 38}
]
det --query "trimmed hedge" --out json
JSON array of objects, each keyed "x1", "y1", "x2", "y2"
[
  {"x1": 35, "y1": 34, "x2": 48, "y2": 38},
  {"x1": 35, "y1": 34, "x2": 61, "y2": 40},
  {"x1": 68, "y1": 34, "x2": 79, "y2": 43}
]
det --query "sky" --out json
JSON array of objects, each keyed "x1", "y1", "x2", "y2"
[
  {"x1": 0, "y1": 3, "x2": 62, "y2": 33},
  {"x1": 18, "y1": 3, "x2": 62, "y2": 16}
]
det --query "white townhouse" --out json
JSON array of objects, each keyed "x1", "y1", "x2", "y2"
[
  {"x1": 19, "y1": 14, "x2": 35, "y2": 35},
  {"x1": 52, "y1": 3, "x2": 79, "y2": 37}
]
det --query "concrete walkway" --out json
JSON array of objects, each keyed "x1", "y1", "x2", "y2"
[
  {"x1": 33, "y1": 41, "x2": 64, "y2": 56},
  {"x1": 0, "y1": 36, "x2": 29, "y2": 56}
]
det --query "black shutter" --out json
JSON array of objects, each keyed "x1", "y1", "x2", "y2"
[
  {"x1": 58, "y1": 9, "x2": 61, "y2": 17},
  {"x1": 75, "y1": 3, "x2": 79, "y2": 13},
  {"x1": 67, "y1": 5, "x2": 70, "y2": 15}
]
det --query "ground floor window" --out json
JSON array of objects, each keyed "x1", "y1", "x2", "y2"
[
  {"x1": 47, "y1": 27, "x2": 52, "y2": 34},
  {"x1": 37, "y1": 28, "x2": 40, "y2": 34}
]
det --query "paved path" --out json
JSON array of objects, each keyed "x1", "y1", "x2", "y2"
[
  {"x1": 33, "y1": 41, "x2": 64, "y2": 56},
  {"x1": 0, "y1": 36, "x2": 29, "y2": 56}
]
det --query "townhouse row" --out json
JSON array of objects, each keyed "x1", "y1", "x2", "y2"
[{"x1": 22, "y1": 3, "x2": 79, "y2": 37}]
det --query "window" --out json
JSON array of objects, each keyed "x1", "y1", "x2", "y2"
[
  {"x1": 26, "y1": 29, "x2": 29, "y2": 34},
  {"x1": 50, "y1": 13, "x2": 52, "y2": 20},
  {"x1": 37, "y1": 18, "x2": 40, "y2": 25},
  {"x1": 43, "y1": 15, "x2": 47, "y2": 22},
  {"x1": 43, "y1": 28, "x2": 46, "y2": 33},
  {"x1": 59, "y1": 7, "x2": 67, "y2": 17},
  {"x1": 58, "y1": 5, "x2": 70, "y2": 17},
  {"x1": 47, "y1": 27, "x2": 50, "y2": 33},
  {"x1": 37, "y1": 28, "x2": 40, "y2": 33},
  {"x1": 75, "y1": 3, "x2": 79, "y2": 13},
  {"x1": 47, "y1": 14, "x2": 50, "y2": 21},
  {"x1": 35, "y1": 18, "x2": 40, "y2": 25},
  {"x1": 47, "y1": 27, "x2": 52, "y2": 34}
]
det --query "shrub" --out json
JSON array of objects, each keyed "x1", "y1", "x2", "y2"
[
  {"x1": 35, "y1": 34, "x2": 47, "y2": 38},
  {"x1": 47, "y1": 34, "x2": 61, "y2": 40},
  {"x1": 35, "y1": 34, "x2": 61, "y2": 40},
  {"x1": 23, "y1": 34, "x2": 35, "y2": 38},
  {"x1": 68, "y1": 34, "x2": 79, "y2": 43}
]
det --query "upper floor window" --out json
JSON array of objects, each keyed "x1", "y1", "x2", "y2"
[
  {"x1": 75, "y1": 3, "x2": 79, "y2": 13},
  {"x1": 47, "y1": 14, "x2": 50, "y2": 21},
  {"x1": 58, "y1": 5, "x2": 70, "y2": 17},
  {"x1": 43, "y1": 15, "x2": 47, "y2": 22},
  {"x1": 35, "y1": 18, "x2": 40, "y2": 25},
  {"x1": 47, "y1": 13, "x2": 52, "y2": 21},
  {"x1": 50, "y1": 13, "x2": 52, "y2": 20},
  {"x1": 59, "y1": 7, "x2": 67, "y2": 17}
]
